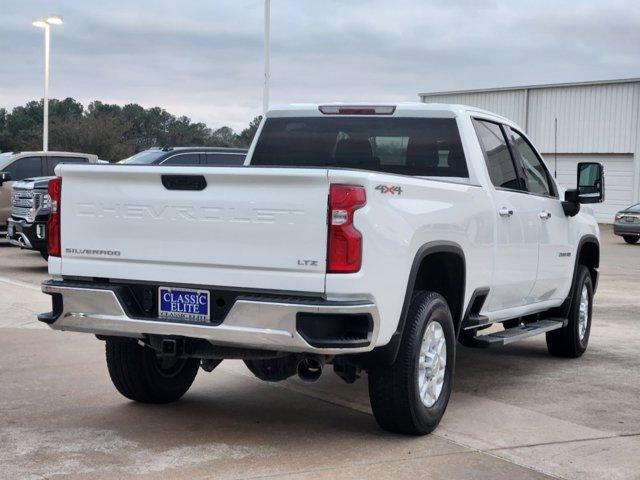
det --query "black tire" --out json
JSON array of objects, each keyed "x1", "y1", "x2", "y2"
[
  {"x1": 623, "y1": 235, "x2": 639, "y2": 244},
  {"x1": 546, "y1": 265, "x2": 593, "y2": 358},
  {"x1": 368, "y1": 291, "x2": 455, "y2": 435},
  {"x1": 40, "y1": 250, "x2": 49, "y2": 260},
  {"x1": 105, "y1": 338, "x2": 199, "y2": 403}
]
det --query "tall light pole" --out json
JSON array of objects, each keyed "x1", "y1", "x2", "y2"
[
  {"x1": 32, "y1": 14, "x2": 63, "y2": 152},
  {"x1": 263, "y1": 0, "x2": 270, "y2": 115}
]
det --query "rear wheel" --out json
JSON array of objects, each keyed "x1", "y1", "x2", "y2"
[
  {"x1": 105, "y1": 338, "x2": 199, "y2": 403},
  {"x1": 546, "y1": 266, "x2": 593, "y2": 358},
  {"x1": 368, "y1": 291, "x2": 455, "y2": 435},
  {"x1": 623, "y1": 235, "x2": 639, "y2": 244}
]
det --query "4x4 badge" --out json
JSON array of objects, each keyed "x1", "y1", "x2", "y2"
[{"x1": 375, "y1": 185, "x2": 402, "y2": 195}]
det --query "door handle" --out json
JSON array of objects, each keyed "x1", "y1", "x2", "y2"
[
  {"x1": 539, "y1": 210, "x2": 552, "y2": 220},
  {"x1": 498, "y1": 207, "x2": 514, "y2": 217}
]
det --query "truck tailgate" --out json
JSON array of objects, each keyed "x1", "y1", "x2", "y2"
[{"x1": 57, "y1": 165, "x2": 329, "y2": 293}]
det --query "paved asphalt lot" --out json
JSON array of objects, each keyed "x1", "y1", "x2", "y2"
[{"x1": 0, "y1": 225, "x2": 638, "y2": 479}]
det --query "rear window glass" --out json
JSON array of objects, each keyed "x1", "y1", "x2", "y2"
[
  {"x1": 205, "y1": 153, "x2": 246, "y2": 165},
  {"x1": 48, "y1": 156, "x2": 88, "y2": 175},
  {"x1": 160, "y1": 153, "x2": 201, "y2": 165},
  {"x1": 251, "y1": 117, "x2": 468, "y2": 177},
  {"x1": 0, "y1": 152, "x2": 14, "y2": 170},
  {"x1": 120, "y1": 150, "x2": 165, "y2": 165}
]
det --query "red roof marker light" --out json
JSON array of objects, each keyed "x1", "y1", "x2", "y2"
[{"x1": 319, "y1": 105, "x2": 396, "y2": 115}]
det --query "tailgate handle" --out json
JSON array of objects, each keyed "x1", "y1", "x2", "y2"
[{"x1": 161, "y1": 175, "x2": 207, "y2": 191}]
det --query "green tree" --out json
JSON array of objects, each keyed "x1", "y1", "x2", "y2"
[
  {"x1": 0, "y1": 97, "x2": 259, "y2": 161},
  {"x1": 164, "y1": 116, "x2": 211, "y2": 147},
  {"x1": 237, "y1": 115, "x2": 262, "y2": 147},
  {"x1": 209, "y1": 126, "x2": 238, "y2": 147}
]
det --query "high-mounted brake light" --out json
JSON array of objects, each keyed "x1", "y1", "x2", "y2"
[
  {"x1": 47, "y1": 177, "x2": 61, "y2": 257},
  {"x1": 319, "y1": 105, "x2": 396, "y2": 115},
  {"x1": 327, "y1": 184, "x2": 366, "y2": 273}
]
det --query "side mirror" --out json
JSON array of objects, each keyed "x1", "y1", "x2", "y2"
[
  {"x1": 562, "y1": 189, "x2": 580, "y2": 217},
  {"x1": 577, "y1": 162, "x2": 605, "y2": 204},
  {"x1": 0, "y1": 171, "x2": 11, "y2": 186}
]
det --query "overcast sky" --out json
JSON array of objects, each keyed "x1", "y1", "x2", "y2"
[{"x1": 1, "y1": 0, "x2": 639, "y2": 130}]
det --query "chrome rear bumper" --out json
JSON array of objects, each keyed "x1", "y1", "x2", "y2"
[{"x1": 40, "y1": 281, "x2": 379, "y2": 355}]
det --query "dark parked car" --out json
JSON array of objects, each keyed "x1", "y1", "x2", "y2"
[
  {"x1": 614, "y1": 203, "x2": 640, "y2": 244},
  {"x1": 119, "y1": 147, "x2": 248, "y2": 166}
]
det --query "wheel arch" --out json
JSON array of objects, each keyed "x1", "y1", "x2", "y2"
[
  {"x1": 553, "y1": 234, "x2": 600, "y2": 319},
  {"x1": 577, "y1": 235, "x2": 599, "y2": 291},
  {"x1": 362, "y1": 241, "x2": 466, "y2": 366}
]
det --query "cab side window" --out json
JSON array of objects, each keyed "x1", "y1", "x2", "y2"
[
  {"x1": 47, "y1": 156, "x2": 89, "y2": 175},
  {"x1": 161, "y1": 153, "x2": 201, "y2": 166},
  {"x1": 205, "y1": 153, "x2": 245, "y2": 165},
  {"x1": 508, "y1": 129, "x2": 555, "y2": 197},
  {"x1": 6, "y1": 156, "x2": 43, "y2": 181},
  {"x1": 472, "y1": 119, "x2": 521, "y2": 190}
]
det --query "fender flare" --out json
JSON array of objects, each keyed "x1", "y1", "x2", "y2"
[
  {"x1": 363, "y1": 241, "x2": 466, "y2": 366},
  {"x1": 556, "y1": 234, "x2": 600, "y2": 318}
]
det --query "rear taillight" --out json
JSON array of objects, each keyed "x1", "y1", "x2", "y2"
[
  {"x1": 327, "y1": 184, "x2": 366, "y2": 273},
  {"x1": 47, "y1": 177, "x2": 61, "y2": 257}
]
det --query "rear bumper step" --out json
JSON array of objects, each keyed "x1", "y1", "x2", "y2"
[
  {"x1": 469, "y1": 318, "x2": 567, "y2": 348},
  {"x1": 39, "y1": 280, "x2": 379, "y2": 355}
]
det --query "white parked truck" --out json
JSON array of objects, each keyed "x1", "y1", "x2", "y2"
[{"x1": 39, "y1": 103, "x2": 604, "y2": 435}]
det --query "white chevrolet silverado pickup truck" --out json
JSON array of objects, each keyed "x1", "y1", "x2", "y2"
[{"x1": 39, "y1": 103, "x2": 604, "y2": 435}]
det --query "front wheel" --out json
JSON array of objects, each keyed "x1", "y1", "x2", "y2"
[
  {"x1": 623, "y1": 235, "x2": 639, "y2": 244},
  {"x1": 105, "y1": 338, "x2": 200, "y2": 403},
  {"x1": 546, "y1": 265, "x2": 593, "y2": 358},
  {"x1": 368, "y1": 291, "x2": 455, "y2": 435}
]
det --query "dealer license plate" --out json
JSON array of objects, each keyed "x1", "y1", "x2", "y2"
[{"x1": 158, "y1": 287, "x2": 210, "y2": 322}]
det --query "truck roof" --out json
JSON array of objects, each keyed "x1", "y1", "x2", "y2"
[
  {"x1": 265, "y1": 102, "x2": 514, "y2": 126},
  {"x1": 149, "y1": 146, "x2": 248, "y2": 154},
  {"x1": 3, "y1": 151, "x2": 97, "y2": 156}
]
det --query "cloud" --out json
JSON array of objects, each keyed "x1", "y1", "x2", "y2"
[{"x1": 0, "y1": 0, "x2": 638, "y2": 130}]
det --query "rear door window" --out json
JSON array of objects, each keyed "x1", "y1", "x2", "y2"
[
  {"x1": 6, "y1": 156, "x2": 43, "y2": 180},
  {"x1": 204, "y1": 153, "x2": 246, "y2": 165},
  {"x1": 251, "y1": 117, "x2": 468, "y2": 177},
  {"x1": 472, "y1": 119, "x2": 522, "y2": 190},
  {"x1": 47, "y1": 156, "x2": 89, "y2": 175},
  {"x1": 161, "y1": 153, "x2": 201, "y2": 166}
]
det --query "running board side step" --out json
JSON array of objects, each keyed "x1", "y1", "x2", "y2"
[
  {"x1": 467, "y1": 318, "x2": 568, "y2": 348},
  {"x1": 462, "y1": 313, "x2": 492, "y2": 330}
]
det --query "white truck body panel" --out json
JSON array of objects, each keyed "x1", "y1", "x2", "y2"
[
  {"x1": 57, "y1": 166, "x2": 329, "y2": 293},
  {"x1": 324, "y1": 168, "x2": 495, "y2": 346}
]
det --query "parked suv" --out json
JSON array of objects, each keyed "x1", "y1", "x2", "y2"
[
  {"x1": 39, "y1": 104, "x2": 604, "y2": 435},
  {"x1": 1, "y1": 151, "x2": 99, "y2": 250},
  {"x1": 119, "y1": 147, "x2": 248, "y2": 166}
]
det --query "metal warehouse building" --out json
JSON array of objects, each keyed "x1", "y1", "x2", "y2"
[{"x1": 419, "y1": 78, "x2": 640, "y2": 222}]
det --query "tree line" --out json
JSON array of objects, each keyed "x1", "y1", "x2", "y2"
[{"x1": 0, "y1": 98, "x2": 261, "y2": 162}]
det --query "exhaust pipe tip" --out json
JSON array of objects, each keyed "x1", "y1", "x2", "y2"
[{"x1": 297, "y1": 357, "x2": 323, "y2": 382}]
